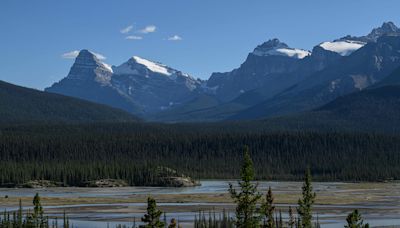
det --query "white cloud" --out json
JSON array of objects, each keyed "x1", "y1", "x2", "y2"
[
  {"x1": 120, "y1": 25, "x2": 133, "y2": 34},
  {"x1": 126, "y1": 35, "x2": 143, "y2": 40},
  {"x1": 61, "y1": 50, "x2": 80, "y2": 59},
  {"x1": 61, "y1": 50, "x2": 106, "y2": 60},
  {"x1": 139, "y1": 25, "x2": 156, "y2": 34},
  {"x1": 168, "y1": 35, "x2": 182, "y2": 41},
  {"x1": 91, "y1": 51, "x2": 106, "y2": 60}
]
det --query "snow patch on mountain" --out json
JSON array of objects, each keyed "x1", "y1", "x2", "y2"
[
  {"x1": 319, "y1": 40, "x2": 366, "y2": 56},
  {"x1": 101, "y1": 62, "x2": 113, "y2": 73},
  {"x1": 252, "y1": 39, "x2": 310, "y2": 59},
  {"x1": 132, "y1": 56, "x2": 172, "y2": 75},
  {"x1": 112, "y1": 61, "x2": 139, "y2": 75},
  {"x1": 253, "y1": 48, "x2": 311, "y2": 59}
]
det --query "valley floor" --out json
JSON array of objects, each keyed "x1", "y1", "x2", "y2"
[{"x1": 1, "y1": 181, "x2": 400, "y2": 227}]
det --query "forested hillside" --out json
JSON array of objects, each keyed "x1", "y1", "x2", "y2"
[
  {"x1": 250, "y1": 85, "x2": 400, "y2": 134},
  {"x1": 0, "y1": 80, "x2": 137, "y2": 123},
  {"x1": 1, "y1": 123, "x2": 400, "y2": 186}
]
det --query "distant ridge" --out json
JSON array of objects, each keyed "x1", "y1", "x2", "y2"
[{"x1": 0, "y1": 80, "x2": 138, "y2": 124}]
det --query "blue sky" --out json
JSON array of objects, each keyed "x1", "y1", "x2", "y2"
[{"x1": 1, "y1": 0, "x2": 400, "y2": 90}]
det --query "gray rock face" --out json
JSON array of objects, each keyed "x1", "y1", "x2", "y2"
[
  {"x1": 339, "y1": 22, "x2": 400, "y2": 43},
  {"x1": 205, "y1": 38, "x2": 342, "y2": 105},
  {"x1": 46, "y1": 51, "x2": 202, "y2": 116},
  {"x1": 64, "y1": 49, "x2": 113, "y2": 84},
  {"x1": 46, "y1": 50, "x2": 139, "y2": 114},
  {"x1": 206, "y1": 39, "x2": 315, "y2": 102},
  {"x1": 112, "y1": 56, "x2": 203, "y2": 113}
]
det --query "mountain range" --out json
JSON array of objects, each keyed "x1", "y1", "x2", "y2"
[
  {"x1": 31, "y1": 21, "x2": 400, "y2": 126},
  {"x1": 46, "y1": 50, "x2": 204, "y2": 116}
]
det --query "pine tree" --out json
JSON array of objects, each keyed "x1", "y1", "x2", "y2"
[
  {"x1": 18, "y1": 199, "x2": 23, "y2": 227},
  {"x1": 229, "y1": 146, "x2": 262, "y2": 228},
  {"x1": 345, "y1": 210, "x2": 369, "y2": 228},
  {"x1": 288, "y1": 206, "x2": 295, "y2": 228},
  {"x1": 278, "y1": 210, "x2": 283, "y2": 228},
  {"x1": 168, "y1": 218, "x2": 177, "y2": 228},
  {"x1": 141, "y1": 197, "x2": 165, "y2": 228},
  {"x1": 63, "y1": 210, "x2": 69, "y2": 228},
  {"x1": 261, "y1": 187, "x2": 275, "y2": 228},
  {"x1": 297, "y1": 168, "x2": 316, "y2": 228},
  {"x1": 32, "y1": 193, "x2": 47, "y2": 228},
  {"x1": 297, "y1": 216, "x2": 301, "y2": 228}
]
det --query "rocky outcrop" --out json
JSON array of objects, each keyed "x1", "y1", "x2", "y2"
[
  {"x1": 158, "y1": 176, "x2": 200, "y2": 187},
  {"x1": 151, "y1": 166, "x2": 200, "y2": 187},
  {"x1": 79, "y1": 179, "x2": 129, "y2": 187},
  {"x1": 1, "y1": 167, "x2": 200, "y2": 188}
]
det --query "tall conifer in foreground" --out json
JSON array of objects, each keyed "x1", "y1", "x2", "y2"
[
  {"x1": 297, "y1": 168, "x2": 316, "y2": 228},
  {"x1": 141, "y1": 197, "x2": 165, "y2": 228},
  {"x1": 168, "y1": 218, "x2": 177, "y2": 228},
  {"x1": 288, "y1": 206, "x2": 295, "y2": 228},
  {"x1": 345, "y1": 210, "x2": 369, "y2": 228},
  {"x1": 262, "y1": 187, "x2": 275, "y2": 228},
  {"x1": 32, "y1": 193, "x2": 47, "y2": 228},
  {"x1": 229, "y1": 146, "x2": 262, "y2": 228}
]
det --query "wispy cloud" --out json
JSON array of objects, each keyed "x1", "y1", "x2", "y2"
[
  {"x1": 139, "y1": 25, "x2": 156, "y2": 34},
  {"x1": 168, "y1": 35, "x2": 182, "y2": 41},
  {"x1": 125, "y1": 35, "x2": 143, "y2": 40},
  {"x1": 61, "y1": 50, "x2": 106, "y2": 60},
  {"x1": 91, "y1": 51, "x2": 106, "y2": 60},
  {"x1": 61, "y1": 50, "x2": 80, "y2": 59},
  {"x1": 120, "y1": 25, "x2": 133, "y2": 34}
]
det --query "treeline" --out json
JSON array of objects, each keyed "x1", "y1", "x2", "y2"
[
  {"x1": 0, "y1": 162, "x2": 184, "y2": 187},
  {"x1": 0, "y1": 149, "x2": 372, "y2": 228},
  {"x1": 1, "y1": 123, "x2": 400, "y2": 185}
]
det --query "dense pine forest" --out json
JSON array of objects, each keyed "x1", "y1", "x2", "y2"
[
  {"x1": 0, "y1": 150, "x2": 370, "y2": 228},
  {"x1": 1, "y1": 122, "x2": 400, "y2": 186}
]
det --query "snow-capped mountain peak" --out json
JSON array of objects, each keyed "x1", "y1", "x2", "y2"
[
  {"x1": 131, "y1": 56, "x2": 172, "y2": 75},
  {"x1": 113, "y1": 56, "x2": 180, "y2": 77},
  {"x1": 252, "y1": 38, "x2": 311, "y2": 59},
  {"x1": 319, "y1": 40, "x2": 366, "y2": 56}
]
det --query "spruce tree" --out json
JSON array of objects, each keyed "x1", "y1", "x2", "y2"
[
  {"x1": 228, "y1": 146, "x2": 262, "y2": 228},
  {"x1": 141, "y1": 197, "x2": 165, "y2": 228},
  {"x1": 18, "y1": 199, "x2": 23, "y2": 227},
  {"x1": 297, "y1": 168, "x2": 316, "y2": 228},
  {"x1": 278, "y1": 210, "x2": 283, "y2": 228},
  {"x1": 261, "y1": 187, "x2": 275, "y2": 228},
  {"x1": 63, "y1": 210, "x2": 69, "y2": 228},
  {"x1": 345, "y1": 210, "x2": 369, "y2": 228},
  {"x1": 168, "y1": 218, "x2": 177, "y2": 228},
  {"x1": 32, "y1": 193, "x2": 47, "y2": 227},
  {"x1": 288, "y1": 206, "x2": 295, "y2": 228}
]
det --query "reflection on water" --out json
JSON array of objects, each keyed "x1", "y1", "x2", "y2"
[{"x1": 1, "y1": 181, "x2": 400, "y2": 227}]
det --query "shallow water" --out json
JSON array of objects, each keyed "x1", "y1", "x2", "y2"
[{"x1": 1, "y1": 181, "x2": 400, "y2": 227}]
